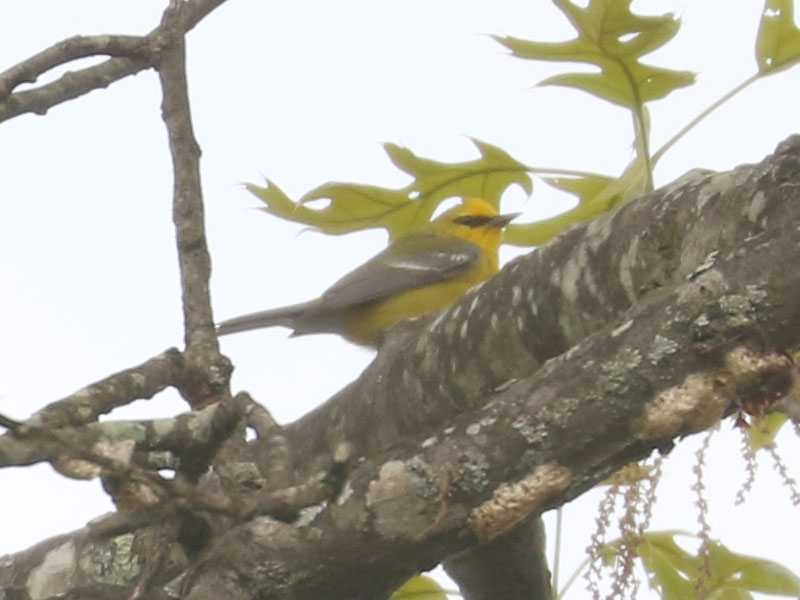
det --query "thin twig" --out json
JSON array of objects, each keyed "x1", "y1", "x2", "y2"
[
  {"x1": 0, "y1": 56, "x2": 148, "y2": 122},
  {"x1": 0, "y1": 35, "x2": 151, "y2": 99},
  {"x1": 27, "y1": 349, "x2": 182, "y2": 431},
  {"x1": 0, "y1": 0, "x2": 228, "y2": 123},
  {"x1": 653, "y1": 74, "x2": 761, "y2": 164}
]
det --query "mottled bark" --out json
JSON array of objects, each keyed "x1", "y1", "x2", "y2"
[
  {"x1": 2, "y1": 1, "x2": 800, "y2": 597},
  {"x1": 3, "y1": 137, "x2": 799, "y2": 599}
]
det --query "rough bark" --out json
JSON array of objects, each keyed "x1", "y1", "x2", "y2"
[
  {"x1": 444, "y1": 515, "x2": 552, "y2": 600},
  {"x1": 2, "y1": 2, "x2": 799, "y2": 598},
  {"x1": 3, "y1": 136, "x2": 800, "y2": 599}
]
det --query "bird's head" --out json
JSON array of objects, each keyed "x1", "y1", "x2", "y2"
[{"x1": 428, "y1": 197, "x2": 519, "y2": 250}]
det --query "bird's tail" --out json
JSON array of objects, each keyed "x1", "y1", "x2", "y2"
[{"x1": 216, "y1": 301, "x2": 314, "y2": 336}]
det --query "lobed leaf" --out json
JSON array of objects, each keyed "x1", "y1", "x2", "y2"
[
  {"x1": 503, "y1": 173, "x2": 617, "y2": 246},
  {"x1": 504, "y1": 153, "x2": 648, "y2": 246},
  {"x1": 247, "y1": 139, "x2": 532, "y2": 240},
  {"x1": 493, "y1": 0, "x2": 695, "y2": 109},
  {"x1": 757, "y1": 0, "x2": 800, "y2": 74}
]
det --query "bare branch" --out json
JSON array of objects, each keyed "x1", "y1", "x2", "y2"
[
  {"x1": 34, "y1": 349, "x2": 183, "y2": 430},
  {"x1": 2, "y1": 136, "x2": 800, "y2": 599},
  {"x1": 0, "y1": 35, "x2": 151, "y2": 100},
  {"x1": 154, "y1": 1, "x2": 231, "y2": 408},
  {"x1": 0, "y1": 350, "x2": 184, "y2": 468},
  {"x1": 0, "y1": 56, "x2": 149, "y2": 122},
  {"x1": 0, "y1": 0, "x2": 228, "y2": 123},
  {"x1": 0, "y1": 382, "x2": 248, "y2": 470}
]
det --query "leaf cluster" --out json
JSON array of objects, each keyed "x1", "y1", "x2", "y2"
[
  {"x1": 639, "y1": 532, "x2": 800, "y2": 600},
  {"x1": 248, "y1": 0, "x2": 800, "y2": 247}
]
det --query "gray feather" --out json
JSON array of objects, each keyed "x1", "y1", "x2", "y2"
[
  {"x1": 216, "y1": 234, "x2": 480, "y2": 337},
  {"x1": 318, "y1": 234, "x2": 479, "y2": 310},
  {"x1": 216, "y1": 301, "x2": 315, "y2": 336}
]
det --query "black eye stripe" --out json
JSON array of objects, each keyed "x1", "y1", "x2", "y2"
[{"x1": 453, "y1": 214, "x2": 494, "y2": 227}]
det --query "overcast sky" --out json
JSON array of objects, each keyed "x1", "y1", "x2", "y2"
[{"x1": 2, "y1": 1, "x2": 799, "y2": 597}]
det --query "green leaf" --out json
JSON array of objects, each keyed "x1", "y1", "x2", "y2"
[
  {"x1": 384, "y1": 139, "x2": 532, "y2": 213},
  {"x1": 706, "y1": 541, "x2": 753, "y2": 590},
  {"x1": 639, "y1": 534, "x2": 800, "y2": 600},
  {"x1": 601, "y1": 541, "x2": 625, "y2": 567},
  {"x1": 638, "y1": 534, "x2": 697, "y2": 600},
  {"x1": 247, "y1": 139, "x2": 532, "y2": 240},
  {"x1": 705, "y1": 541, "x2": 800, "y2": 598},
  {"x1": 747, "y1": 411, "x2": 789, "y2": 451},
  {"x1": 539, "y1": 63, "x2": 694, "y2": 107},
  {"x1": 389, "y1": 575, "x2": 449, "y2": 600},
  {"x1": 707, "y1": 589, "x2": 754, "y2": 600},
  {"x1": 301, "y1": 182, "x2": 427, "y2": 237},
  {"x1": 503, "y1": 173, "x2": 617, "y2": 246},
  {"x1": 246, "y1": 179, "x2": 411, "y2": 235},
  {"x1": 504, "y1": 153, "x2": 648, "y2": 246},
  {"x1": 640, "y1": 533, "x2": 699, "y2": 578},
  {"x1": 737, "y1": 558, "x2": 800, "y2": 595},
  {"x1": 493, "y1": 0, "x2": 695, "y2": 109},
  {"x1": 757, "y1": 0, "x2": 800, "y2": 74}
]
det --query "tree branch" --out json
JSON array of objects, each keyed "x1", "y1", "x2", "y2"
[
  {"x1": 0, "y1": 35, "x2": 152, "y2": 100},
  {"x1": 444, "y1": 515, "x2": 553, "y2": 600},
  {"x1": 155, "y1": 1, "x2": 231, "y2": 409},
  {"x1": 0, "y1": 0, "x2": 228, "y2": 123},
  {"x1": 13, "y1": 349, "x2": 183, "y2": 430},
  {"x1": 279, "y1": 137, "x2": 800, "y2": 484},
  {"x1": 5, "y1": 136, "x2": 797, "y2": 598},
  {"x1": 176, "y1": 134, "x2": 800, "y2": 594}
]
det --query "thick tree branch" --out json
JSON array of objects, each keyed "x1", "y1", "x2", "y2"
[
  {"x1": 177, "y1": 135, "x2": 800, "y2": 595},
  {"x1": 444, "y1": 515, "x2": 552, "y2": 600},
  {"x1": 2, "y1": 30, "x2": 799, "y2": 583},
  {"x1": 0, "y1": 0, "x2": 796, "y2": 595},
  {"x1": 5, "y1": 137, "x2": 797, "y2": 598},
  {"x1": 279, "y1": 137, "x2": 800, "y2": 482}
]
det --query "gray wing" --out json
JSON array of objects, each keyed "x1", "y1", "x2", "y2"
[{"x1": 316, "y1": 234, "x2": 480, "y2": 311}]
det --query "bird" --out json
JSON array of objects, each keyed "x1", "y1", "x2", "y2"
[{"x1": 216, "y1": 197, "x2": 518, "y2": 347}]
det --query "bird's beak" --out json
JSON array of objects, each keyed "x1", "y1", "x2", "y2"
[{"x1": 489, "y1": 212, "x2": 521, "y2": 228}]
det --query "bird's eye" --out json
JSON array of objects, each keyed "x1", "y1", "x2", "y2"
[{"x1": 453, "y1": 214, "x2": 494, "y2": 227}]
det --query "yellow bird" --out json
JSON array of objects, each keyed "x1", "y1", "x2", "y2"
[{"x1": 217, "y1": 198, "x2": 517, "y2": 347}]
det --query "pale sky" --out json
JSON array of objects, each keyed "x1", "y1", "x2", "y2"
[{"x1": 1, "y1": 1, "x2": 799, "y2": 597}]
